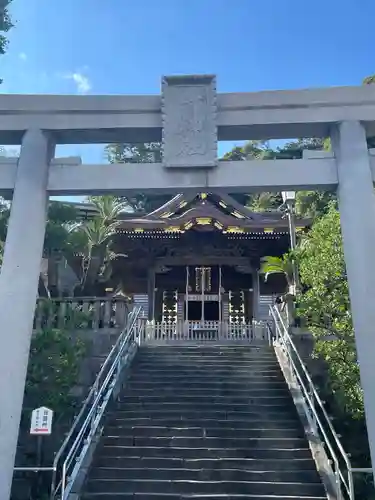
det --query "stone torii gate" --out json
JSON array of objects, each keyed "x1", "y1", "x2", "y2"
[{"x1": 1, "y1": 74, "x2": 375, "y2": 497}]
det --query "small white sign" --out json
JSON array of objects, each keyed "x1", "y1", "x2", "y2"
[{"x1": 30, "y1": 406, "x2": 53, "y2": 435}]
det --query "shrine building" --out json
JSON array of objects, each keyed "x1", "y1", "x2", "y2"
[{"x1": 107, "y1": 192, "x2": 309, "y2": 324}]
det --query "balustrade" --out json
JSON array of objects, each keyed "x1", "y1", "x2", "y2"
[
  {"x1": 142, "y1": 320, "x2": 270, "y2": 344},
  {"x1": 33, "y1": 297, "x2": 129, "y2": 331}
]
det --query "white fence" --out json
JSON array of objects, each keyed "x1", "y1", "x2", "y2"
[{"x1": 141, "y1": 320, "x2": 271, "y2": 344}]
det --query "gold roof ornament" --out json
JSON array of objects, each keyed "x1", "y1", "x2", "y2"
[
  {"x1": 231, "y1": 210, "x2": 245, "y2": 219},
  {"x1": 196, "y1": 217, "x2": 212, "y2": 225},
  {"x1": 224, "y1": 226, "x2": 245, "y2": 233}
]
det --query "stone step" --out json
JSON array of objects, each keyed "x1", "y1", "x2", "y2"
[
  {"x1": 123, "y1": 388, "x2": 290, "y2": 397},
  {"x1": 109, "y1": 409, "x2": 299, "y2": 420},
  {"x1": 90, "y1": 467, "x2": 321, "y2": 483},
  {"x1": 128, "y1": 374, "x2": 285, "y2": 383},
  {"x1": 134, "y1": 364, "x2": 280, "y2": 371},
  {"x1": 125, "y1": 380, "x2": 287, "y2": 389},
  {"x1": 134, "y1": 356, "x2": 279, "y2": 368},
  {"x1": 105, "y1": 418, "x2": 302, "y2": 430},
  {"x1": 82, "y1": 494, "x2": 326, "y2": 500},
  {"x1": 137, "y1": 356, "x2": 278, "y2": 363},
  {"x1": 80, "y1": 345, "x2": 325, "y2": 500},
  {"x1": 93, "y1": 456, "x2": 319, "y2": 472},
  {"x1": 103, "y1": 426, "x2": 305, "y2": 439},
  {"x1": 119, "y1": 395, "x2": 292, "y2": 405},
  {"x1": 117, "y1": 402, "x2": 296, "y2": 412},
  {"x1": 101, "y1": 436, "x2": 308, "y2": 450},
  {"x1": 84, "y1": 478, "x2": 325, "y2": 497},
  {"x1": 99, "y1": 446, "x2": 312, "y2": 460},
  {"x1": 131, "y1": 370, "x2": 283, "y2": 378}
]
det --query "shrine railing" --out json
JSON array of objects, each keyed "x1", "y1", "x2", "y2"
[
  {"x1": 33, "y1": 297, "x2": 129, "y2": 331},
  {"x1": 142, "y1": 320, "x2": 272, "y2": 343}
]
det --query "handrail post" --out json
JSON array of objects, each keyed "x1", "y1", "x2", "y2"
[
  {"x1": 334, "y1": 459, "x2": 343, "y2": 500},
  {"x1": 308, "y1": 379, "x2": 318, "y2": 436},
  {"x1": 269, "y1": 304, "x2": 359, "y2": 500}
]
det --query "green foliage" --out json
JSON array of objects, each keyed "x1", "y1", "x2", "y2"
[
  {"x1": 221, "y1": 141, "x2": 282, "y2": 211},
  {"x1": 222, "y1": 140, "x2": 273, "y2": 161},
  {"x1": 363, "y1": 74, "x2": 375, "y2": 85},
  {"x1": 295, "y1": 205, "x2": 374, "y2": 496},
  {"x1": 295, "y1": 190, "x2": 336, "y2": 218},
  {"x1": 246, "y1": 192, "x2": 282, "y2": 212},
  {"x1": 0, "y1": 0, "x2": 13, "y2": 83},
  {"x1": 260, "y1": 254, "x2": 294, "y2": 286},
  {"x1": 105, "y1": 142, "x2": 162, "y2": 164},
  {"x1": 25, "y1": 327, "x2": 86, "y2": 413},
  {"x1": 70, "y1": 195, "x2": 128, "y2": 295},
  {"x1": 105, "y1": 143, "x2": 171, "y2": 212},
  {"x1": 222, "y1": 138, "x2": 330, "y2": 215},
  {"x1": 44, "y1": 201, "x2": 79, "y2": 256},
  {"x1": 296, "y1": 205, "x2": 363, "y2": 418}
]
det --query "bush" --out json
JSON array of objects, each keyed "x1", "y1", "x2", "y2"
[{"x1": 25, "y1": 327, "x2": 86, "y2": 415}]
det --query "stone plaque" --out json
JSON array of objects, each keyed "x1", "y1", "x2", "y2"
[{"x1": 162, "y1": 75, "x2": 217, "y2": 168}]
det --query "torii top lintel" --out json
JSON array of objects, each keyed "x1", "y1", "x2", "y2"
[{"x1": 1, "y1": 74, "x2": 375, "y2": 145}]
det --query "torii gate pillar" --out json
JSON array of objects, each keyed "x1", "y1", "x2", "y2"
[
  {"x1": 332, "y1": 120, "x2": 375, "y2": 476},
  {"x1": 0, "y1": 129, "x2": 53, "y2": 498}
]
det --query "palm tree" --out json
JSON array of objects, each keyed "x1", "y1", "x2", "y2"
[
  {"x1": 260, "y1": 254, "x2": 297, "y2": 327},
  {"x1": 70, "y1": 196, "x2": 128, "y2": 295},
  {"x1": 260, "y1": 254, "x2": 294, "y2": 290}
]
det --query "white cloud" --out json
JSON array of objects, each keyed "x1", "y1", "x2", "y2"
[
  {"x1": 64, "y1": 72, "x2": 92, "y2": 94},
  {"x1": 19, "y1": 52, "x2": 27, "y2": 61}
]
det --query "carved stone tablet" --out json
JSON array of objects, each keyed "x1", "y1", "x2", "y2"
[{"x1": 162, "y1": 75, "x2": 217, "y2": 168}]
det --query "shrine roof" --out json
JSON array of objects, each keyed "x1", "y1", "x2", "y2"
[{"x1": 116, "y1": 192, "x2": 310, "y2": 235}]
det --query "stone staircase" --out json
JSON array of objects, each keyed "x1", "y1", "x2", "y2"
[{"x1": 81, "y1": 345, "x2": 327, "y2": 499}]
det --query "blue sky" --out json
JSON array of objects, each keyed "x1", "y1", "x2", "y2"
[{"x1": 1, "y1": 0, "x2": 375, "y2": 173}]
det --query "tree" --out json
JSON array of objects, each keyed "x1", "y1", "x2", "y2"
[
  {"x1": 260, "y1": 254, "x2": 294, "y2": 288},
  {"x1": 363, "y1": 75, "x2": 375, "y2": 85},
  {"x1": 246, "y1": 192, "x2": 282, "y2": 212},
  {"x1": 221, "y1": 138, "x2": 332, "y2": 214},
  {"x1": 294, "y1": 204, "x2": 375, "y2": 496},
  {"x1": 222, "y1": 141, "x2": 283, "y2": 211},
  {"x1": 25, "y1": 326, "x2": 86, "y2": 412},
  {"x1": 296, "y1": 204, "x2": 363, "y2": 417},
  {"x1": 295, "y1": 190, "x2": 336, "y2": 218},
  {"x1": 0, "y1": 1, "x2": 13, "y2": 84},
  {"x1": 69, "y1": 196, "x2": 128, "y2": 296},
  {"x1": 0, "y1": 197, "x2": 130, "y2": 297},
  {"x1": 43, "y1": 202, "x2": 80, "y2": 296},
  {"x1": 105, "y1": 142, "x2": 171, "y2": 213}
]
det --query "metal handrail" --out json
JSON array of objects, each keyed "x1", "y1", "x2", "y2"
[
  {"x1": 50, "y1": 305, "x2": 144, "y2": 500},
  {"x1": 269, "y1": 304, "x2": 355, "y2": 500}
]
